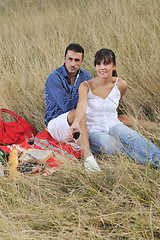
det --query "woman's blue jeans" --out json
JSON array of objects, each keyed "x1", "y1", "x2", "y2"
[{"x1": 89, "y1": 123, "x2": 160, "y2": 167}]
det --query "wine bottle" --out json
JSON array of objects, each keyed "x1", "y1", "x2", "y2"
[{"x1": 0, "y1": 149, "x2": 5, "y2": 159}]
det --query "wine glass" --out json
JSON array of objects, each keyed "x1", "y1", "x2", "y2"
[
  {"x1": 72, "y1": 130, "x2": 81, "y2": 150},
  {"x1": 25, "y1": 132, "x2": 35, "y2": 148}
]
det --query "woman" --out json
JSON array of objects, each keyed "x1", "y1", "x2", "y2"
[{"x1": 70, "y1": 48, "x2": 160, "y2": 172}]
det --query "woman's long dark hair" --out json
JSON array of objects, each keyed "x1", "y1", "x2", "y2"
[{"x1": 94, "y1": 48, "x2": 118, "y2": 77}]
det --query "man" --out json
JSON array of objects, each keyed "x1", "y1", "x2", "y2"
[{"x1": 45, "y1": 43, "x2": 101, "y2": 172}]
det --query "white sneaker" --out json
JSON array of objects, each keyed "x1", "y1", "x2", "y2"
[{"x1": 84, "y1": 155, "x2": 101, "y2": 173}]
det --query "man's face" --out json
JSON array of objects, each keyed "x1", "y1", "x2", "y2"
[{"x1": 64, "y1": 50, "x2": 84, "y2": 76}]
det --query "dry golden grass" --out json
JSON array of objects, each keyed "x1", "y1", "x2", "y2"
[
  {"x1": 0, "y1": 155, "x2": 160, "y2": 239},
  {"x1": 0, "y1": 0, "x2": 159, "y2": 128},
  {"x1": 0, "y1": 0, "x2": 160, "y2": 239}
]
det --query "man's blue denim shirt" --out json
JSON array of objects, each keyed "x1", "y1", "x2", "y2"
[{"x1": 44, "y1": 64, "x2": 91, "y2": 126}]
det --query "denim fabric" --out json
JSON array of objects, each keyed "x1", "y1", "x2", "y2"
[
  {"x1": 89, "y1": 123, "x2": 160, "y2": 167},
  {"x1": 44, "y1": 64, "x2": 91, "y2": 126}
]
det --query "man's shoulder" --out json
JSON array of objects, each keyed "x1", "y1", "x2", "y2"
[
  {"x1": 46, "y1": 65, "x2": 65, "y2": 83},
  {"x1": 79, "y1": 68, "x2": 91, "y2": 78},
  {"x1": 49, "y1": 65, "x2": 65, "y2": 77}
]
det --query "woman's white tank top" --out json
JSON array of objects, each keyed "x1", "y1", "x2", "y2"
[{"x1": 85, "y1": 77, "x2": 122, "y2": 133}]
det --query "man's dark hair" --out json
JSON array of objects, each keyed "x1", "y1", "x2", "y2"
[{"x1": 65, "y1": 43, "x2": 84, "y2": 59}]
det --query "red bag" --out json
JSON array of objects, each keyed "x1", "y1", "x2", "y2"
[{"x1": 0, "y1": 108, "x2": 36, "y2": 145}]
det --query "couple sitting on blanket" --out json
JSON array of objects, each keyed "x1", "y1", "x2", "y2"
[{"x1": 44, "y1": 43, "x2": 160, "y2": 172}]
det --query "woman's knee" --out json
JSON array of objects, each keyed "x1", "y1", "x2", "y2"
[
  {"x1": 110, "y1": 123, "x2": 134, "y2": 138},
  {"x1": 89, "y1": 131, "x2": 123, "y2": 154}
]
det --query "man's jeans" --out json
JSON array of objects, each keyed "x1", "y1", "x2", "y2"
[{"x1": 89, "y1": 123, "x2": 160, "y2": 167}]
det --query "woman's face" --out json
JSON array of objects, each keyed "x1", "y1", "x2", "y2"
[{"x1": 96, "y1": 59, "x2": 116, "y2": 78}]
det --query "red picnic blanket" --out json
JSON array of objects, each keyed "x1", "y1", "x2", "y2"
[
  {"x1": 34, "y1": 129, "x2": 82, "y2": 166},
  {"x1": 0, "y1": 129, "x2": 82, "y2": 176}
]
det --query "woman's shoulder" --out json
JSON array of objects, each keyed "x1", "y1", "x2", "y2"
[
  {"x1": 79, "y1": 80, "x2": 91, "y2": 92},
  {"x1": 80, "y1": 80, "x2": 89, "y2": 88},
  {"x1": 116, "y1": 77, "x2": 127, "y2": 97},
  {"x1": 117, "y1": 77, "x2": 127, "y2": 89},
  {"x1": 81, "y1": 78, "x2": 97, "y2": 87}
]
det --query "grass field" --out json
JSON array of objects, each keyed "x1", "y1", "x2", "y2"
[{"x1": 0, "y1": 0, "x2": 160, "y2": 239}]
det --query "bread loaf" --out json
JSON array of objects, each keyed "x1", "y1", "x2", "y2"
[{"x1": 8, "y1": 148, "x2": 19, "y2": 178}]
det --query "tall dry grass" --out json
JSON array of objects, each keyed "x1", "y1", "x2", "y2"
[
  {"x1": 0, "y1": 155, "x2": 160, "y2": 239},
  {"x1": 0, "y1": 0, "x2": 160, "y2": 239},
  {"x1": 0, "y1": 0, "x2": 159, "y2": 130}
]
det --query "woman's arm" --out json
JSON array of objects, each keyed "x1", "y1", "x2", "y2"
[
  {"x1": 117, "y1": 79, "x2": 159, "y2": 129},
  {"x1": 69, "y1": 81, "x2": 89, "y2": 137},
  {"x1": 117, "y1": 77, "x2": 127, "y2": 101},
  {"x1": 118, "y1": 114, "x2": 159, "y2": 129}
]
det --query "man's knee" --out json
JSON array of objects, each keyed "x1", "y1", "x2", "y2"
[
  {"x1": 67, "y1": 109, "x2": 76, "y2": 126},
  {"x1": 68, "y1": 111, "x2": 87, "y2": 126}
]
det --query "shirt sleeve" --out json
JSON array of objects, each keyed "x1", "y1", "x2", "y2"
[{"x1": 45, "y1": 73, "x2": 78, "y2": 112}]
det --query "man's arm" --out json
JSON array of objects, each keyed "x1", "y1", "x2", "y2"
[
  {"x1": 45, "y1": 74, "x2": 78, "y2": 112},
  {"x1": 118, "y1": 114, "x2": 158, "y2": 129},
  {"x1": 118, "y1": 115, "x2": 133, "y2": 127}
]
